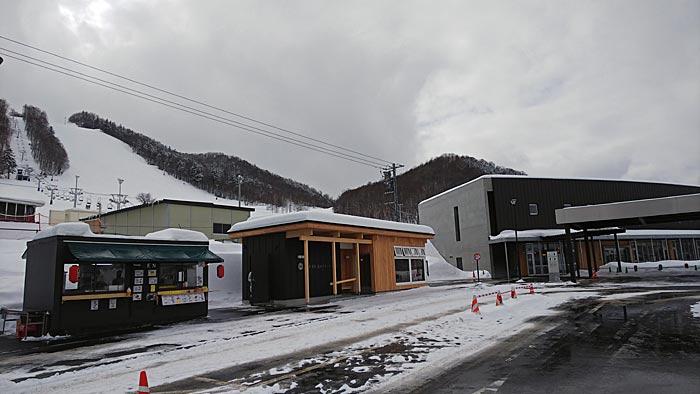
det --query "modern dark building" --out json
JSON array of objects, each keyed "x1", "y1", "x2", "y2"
[
  {"x1": 418, "y1": 175, "x2": 700, "y2": 279},
  {"x1": 22, "y1": 225, "x2": 222, "y2": 335}
]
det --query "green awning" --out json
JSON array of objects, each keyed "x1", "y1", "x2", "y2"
[{"x1": 65, "y1": 241, "x2": 223, "y2": 263}]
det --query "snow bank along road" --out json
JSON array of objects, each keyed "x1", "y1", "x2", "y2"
[{"x1": 2, "y1": 280, "x2": 686, "y2": 394}]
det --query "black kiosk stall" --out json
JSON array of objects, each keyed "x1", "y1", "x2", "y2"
[{"x1": 23, "y1": 233, "x2": 223, "y2": 335}]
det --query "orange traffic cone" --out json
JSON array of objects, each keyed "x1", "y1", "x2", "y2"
[
  {"x1": 137, "y1": 371, "x2": 150, "y2": 394},
  {"x1": 471, "y1": 295, "x2": 480, "y2": 314},
  {"x1": 510, "y1": 285, "x2": 517, "y2": 299},
  {"x1": 529, "y1": 283, "x2": 535, "y2": 295},
  {"x1": 495, "y1": 290, "x2": 504, "y2": 306}
]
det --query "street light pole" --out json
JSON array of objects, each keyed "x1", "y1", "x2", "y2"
[{"x1": 510, "y1": 198, "x2": 521, "y2": 280}]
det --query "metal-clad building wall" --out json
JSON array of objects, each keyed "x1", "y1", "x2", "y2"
[
  {"x1": 490, "y1": 178, "x2": 700, "y2": 235},
  {"x1": 418, "y1": 177, "x2": 494, "y2": 273}
]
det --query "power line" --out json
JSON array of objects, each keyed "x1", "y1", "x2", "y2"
[
  {"x1": 0, "y1": 47, "x2": 389, "y2": 168},
  {"x1": 0, "y1": 35, "x2": 397, "y2": 167},
  {"x1": 0, "y1": 51, "x2": 385, "y2": 168}
]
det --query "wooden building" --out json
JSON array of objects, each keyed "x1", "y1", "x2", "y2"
[
  {"x1": 227, "y1": 211, "x2": 434, "y2": 305},
  {"x1": 22, "y1": 224, "x2": 222, "y2": 335}
]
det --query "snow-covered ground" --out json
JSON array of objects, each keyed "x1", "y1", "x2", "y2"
[{"x1": 0, "y1": 281, "x2": 595, "y2": 394}]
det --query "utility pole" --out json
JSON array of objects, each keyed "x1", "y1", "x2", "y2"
[
  {"x1": 237, "y1": 174, "x2": 244, "y2": 207},
  {"x1": 71, "y1": 175, "x2": 81, "y2": 208},
  {"x1": 382, "y1": 163, "x2": 404, "y2": 222}
]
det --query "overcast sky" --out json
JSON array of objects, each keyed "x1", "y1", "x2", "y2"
[{"x1": 1, "y1": 0, "x2": 698, "y2": 197}]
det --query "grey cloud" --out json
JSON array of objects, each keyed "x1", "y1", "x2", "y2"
[{"x1": 1, "y1": 0, "x2": 698, "y2": 199}]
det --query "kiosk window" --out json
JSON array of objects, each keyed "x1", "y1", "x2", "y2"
[
  {"x1": 160, "y1": 263, "x2": 198, "y2": 288},
  {"x1": 64, "y1": 263, "x2": 126, "y2": 293}
]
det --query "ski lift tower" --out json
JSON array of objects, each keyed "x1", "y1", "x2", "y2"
[{"x1": 110, "y1": 178, "x2": 128, "y2": 210}]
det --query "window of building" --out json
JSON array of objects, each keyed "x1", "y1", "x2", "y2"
[
  {"x1": 212, "y1": 223, "x2": 229, "y2": 234},
  {"x1": 529, "y1": 204, "x2": 539, "y2": 216},
  {"x1": 395, "y1": 257, "x2": 426, "y2": 284},
  {"x1": 64, "y1": 263, "x2": 126, "y2": 294},
  {"x1": 453, "y1": 206, "x2": 461, "y2": 242},
  {"x1": 456, "y1": 257, "x2": 463, "y2": 270},
  {"x1": 160, "y1": 263, "x2": 200, "y2": 289}
]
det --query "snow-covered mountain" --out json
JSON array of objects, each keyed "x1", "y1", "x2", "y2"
[{"x1": 1, "y1": 104, "x2": 280, "y2": 226}]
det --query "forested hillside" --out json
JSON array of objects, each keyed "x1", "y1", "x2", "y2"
[
  {"x1": 68, "y1": 111, "x2": 333, "y2": 208},
  {"x1": 0, "y1": 100, "x2": 17, "y2": 178},
  {"x1": 23, "y1": 105, "x2": 70, "y2": 175},
  {"x1": 334, "y1": 154, "x2": 526, "y2": 221}
]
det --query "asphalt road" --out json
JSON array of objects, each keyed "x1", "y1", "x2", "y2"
[{"x1": 401, "y1": 286, "x2": 700, "y2": 394}]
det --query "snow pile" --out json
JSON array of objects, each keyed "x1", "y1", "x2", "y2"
[
  {"x1": 32, "y1": 222, "x2": 94, "y2": 240},
  {"x1": 144, "y1": 228, "x2": 209, "y2": 242},
  {"x1": 691, "y1": 301, "x2": 700, "y2": 318},
  {"x1": 425, "y1": 241, "x2": 472, "y2": 281},
  {"x1": 207, "y1": 241, "x2": 243, "y2": 308},
  {"x1": 597, "y1": 260, "x2": 700, "y2": 277},
  {"x1": 0, "y1": 240, "x2": 28, "y2": 314}
]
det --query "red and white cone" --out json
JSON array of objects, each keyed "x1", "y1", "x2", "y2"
[
  {"x1": 510, "y1": 285, "x2": 517, "y2": 299},
  {"x1": 137, "y1": 370, "x2": 150, "y2": 394},
  {"x1": 471, "y1": 295, "x2": 480, "y2": 314},
  {"x1": 529, "y1": 283, "x2": 535, "y2": 295},
  {"x1": 495, "y1": 290, "x2": 504, "y2": 306},
  {"x1": 591, "y1": 269, "x2": 599, "y2": 279}
]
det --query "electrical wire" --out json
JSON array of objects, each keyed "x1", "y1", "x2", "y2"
[
  {"x1": 0, "y1": 35, "x2": 398, "y2": 168},
  {"x1": 0, "y1": 47, "x2": 390, "y2": 168},
  {"x1": 0, "y1": 51, "x2": 387, "y2": 169}
]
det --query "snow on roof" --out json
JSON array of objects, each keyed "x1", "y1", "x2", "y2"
[
  {"x1": 32, "y1": 222, "x2": 95, "y2": 240},
  {"x1": 32, "y1": 222, "x2": 210, "y2": 242},
  {"x1": 144, "y1": 228, "x2": 209, "y2": 242},
  {"x1": 418, "y1": 174, "x2": 700, "y2": 206},
  {"x1": 0, "y1": 195, "x2": 46, "y2": 207},
  {"x1": 489, "y1": 228, "x2": 700, "y2": 243},
  {"x1": 229, "y1": 211, "x2": 435, "y2": 235}
]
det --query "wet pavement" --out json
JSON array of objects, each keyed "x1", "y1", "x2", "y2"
[{"x1": 402, "y1": 286, "x2": 700, "y2": 394}]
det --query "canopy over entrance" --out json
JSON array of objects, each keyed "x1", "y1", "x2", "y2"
[{"x1": 65, "y1": 241, "x2": 223, "y2": 263}]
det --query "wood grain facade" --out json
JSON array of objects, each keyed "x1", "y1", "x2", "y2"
[{"x1": 229, "y1": 216, "x2": 434, "y2": 305}]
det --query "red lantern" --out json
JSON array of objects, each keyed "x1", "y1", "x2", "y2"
[
  {"x1": 216, "y1": 264, "x2": 225, "y2": 278},
  {"x1": 68, "y1": 265, "x2": 80, "y2": 283}
]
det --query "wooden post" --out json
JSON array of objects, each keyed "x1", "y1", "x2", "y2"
[
  {"x1": 304, "y1": 239, "x2": 310, "y2": 305},
  {"x1": 355, "y1": 243, "x2": 361, "y2": 294},
  {"x1": 331, "y1": 241, "x2": 337, "y2": 295}
]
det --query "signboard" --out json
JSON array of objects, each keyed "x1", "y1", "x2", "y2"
[
  {"x1": 473, "y1": 253, "x2": 481, "y2": 261},
  {"x1": 161, "y1": 292, "x2": 206, "y2": 306},
  {"x1": 547, "y1": 251, "x2": 561, "y2": 282},
  {"x1": 90, "y1": 299, "x2": 99, "y2": 310}
]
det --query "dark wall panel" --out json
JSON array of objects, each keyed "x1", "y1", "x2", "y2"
[{"x1": 490, "y1": 178, "x2": 700, "y2": 235}]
